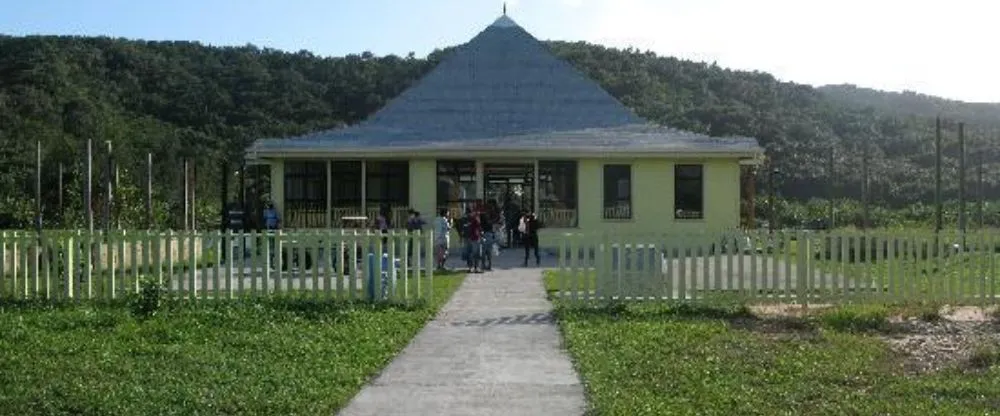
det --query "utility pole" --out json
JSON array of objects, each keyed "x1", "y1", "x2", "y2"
[
  {"x1": 57, "y1": 162, "x2": 63, "y2": 223},
  {"x1": 934, "y1": 116, "x2": 943, "y2": 233},
  {"x1": 146, "y1": 153, "x2": 153, "y2": 229},
  {"x1": 861, "y1": 139, "x2": 870, "y2": 231},
  {"x1": 977, "y1": 144, "x2": 985, "y2": 229},
  {"x1": 827, "y1": 144, "x2": 835, "y2": 229},
  {"x1": 86, "y1": 139, "x2": 93, "y2": 233},
  {"x1": 221, "y1": 160, "x2": 230, "y2": 232},
  {"x1": 191, "y1": 162, "x2": 197, "y2": 231},
  {"x1": 958, "y1": 122, "x2": 966, "y2": 234},
  {"x1": 35, "y1": 140, "x2": 42, "y2": 233},
  {"x1": 104, "y1": 140, "x2": 112, "y2": 232},
  {"x1": 183, "y1": 158, "x2": 189, "y2": 231}
]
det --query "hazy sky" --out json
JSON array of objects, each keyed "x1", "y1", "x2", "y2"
[{"x1": 2, "y1": 0, "x2": 995, "y2": 102}]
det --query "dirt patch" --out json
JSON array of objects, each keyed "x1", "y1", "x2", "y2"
[
  {"x1": 882, "y1": 319, "x2": 1000, "y2": 374},
  {"x1": 746, "y1": 303, "x2": 1000, "y2": 374}
]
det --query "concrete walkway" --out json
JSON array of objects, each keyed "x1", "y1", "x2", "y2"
[{"x1": 337, "y1": 252, "x2": 586, "y2": 416}]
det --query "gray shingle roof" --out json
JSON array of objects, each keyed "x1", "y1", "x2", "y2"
[{"x1": 250, "y1": 15, "x2": 762, "y2": 156}]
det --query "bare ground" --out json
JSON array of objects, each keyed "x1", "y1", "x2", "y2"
[{"x1": 744, "y1": 303, "x2": 1000, "y2": 374}]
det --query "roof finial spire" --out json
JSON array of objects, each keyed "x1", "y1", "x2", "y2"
[{"x1": 503, "y1": 2, "x2": 507, "y2": 15}]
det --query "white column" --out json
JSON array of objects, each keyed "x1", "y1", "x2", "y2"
[
  {"x1": 533, "y1": 159, "x2": 540, "y2": 214},
  {"x1": 325, "y1": 160, "x2": 332, "y2": 228},
  {"x1": 475, "y1": 160, "x2": 485, "y2": 200}
]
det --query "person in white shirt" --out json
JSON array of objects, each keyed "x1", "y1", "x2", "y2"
[{"x1": 433, "y1": 208, "x2": 452, "y2": 270}]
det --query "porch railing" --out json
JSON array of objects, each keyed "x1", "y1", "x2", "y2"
[
  {"x1": 0, "y1": 229, "x2": 434, "y2": 303},
  {"x1": 549, "y1": 229, "x2": 1000, "y2": 305},
  {"x1": 285, "y1": 201, "x2": 326, "y2": 228}
]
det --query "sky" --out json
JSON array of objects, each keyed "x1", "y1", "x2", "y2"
[{"x1": 2, "y1": 0, "x2": 997, "y2": 103}]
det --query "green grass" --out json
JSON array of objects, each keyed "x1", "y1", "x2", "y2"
[
  {"x1": 0, "y1": 271, "x2": 465, "y2": 415},
  {"x1": 543, "y1": 273, "x2": 1000, "y2": 415}
]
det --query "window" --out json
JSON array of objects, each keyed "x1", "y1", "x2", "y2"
[
  {"x1": 674, "y1": 164, "x2": 704, "y2": 219},
  {"x1": 330, "y1": 161, "x2": 362, "y2": 208},
  {"x1": 365, "y1": 161, "x2": 409, "y2": 209},
  {"x1": 437, "y1": 160, "x2": 477, "y2": 217},
  {"x1": 284, "y1": 161, "x2": 327, "y2": 228},
  {"x1": 602, "y1": 164, "x2": 631, "y2": 220},
  {"x1": 539, "y1": 161, "x2": 578, "y2": 227}
]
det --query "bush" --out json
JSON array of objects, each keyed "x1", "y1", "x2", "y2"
[{"x1": 128, "y1": 276, "x2": 168, "y2": 319}]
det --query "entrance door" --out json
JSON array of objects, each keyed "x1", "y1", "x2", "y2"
[{"x1": 484, "y1": 163, "x2": 534, "y2": 247}]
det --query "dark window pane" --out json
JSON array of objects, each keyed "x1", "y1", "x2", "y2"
[
  {"x1": 674, "y1": 164, "x2": 703, "y2": 219},
  {"x1": 602, "y1": 164, "x2": 631, "y2": 220}
]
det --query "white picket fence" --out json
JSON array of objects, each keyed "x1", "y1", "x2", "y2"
[
  {"x1": 0, "y1": 229, "x2": 435, "y2": 302},
  {"x1": 550, "y1": 230, "x2": 1000, "y2": 305}
]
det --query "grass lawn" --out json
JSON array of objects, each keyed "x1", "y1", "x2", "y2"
[
  {"x1": 544, "y1": 273, "x2": 1000, "y2": 416},
  {"x1": 0, "y1": 270, "x2": 465, "y2": 415}
]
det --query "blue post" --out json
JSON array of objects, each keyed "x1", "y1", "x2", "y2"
[
  {"x1": 366, "y1": 253, "x2": 376, "y2": 301},
  {"x1": 381, "y1": 253, "x2": 390, "y2": 299}
]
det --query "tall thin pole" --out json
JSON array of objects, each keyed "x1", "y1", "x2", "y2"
[
  {"x1": 57, "y1": 162, "x2": 63, "y2": 221},
  {"x1": 191, "y1": 162, "x2": 197, "y2": 231},
  {"x1": 958, "y1": 122, "x2": 966, "y2": 234},
  {"x1": 768, "y1": 164, "x2": 776, "y2": 233},
  {"x1": 146, "y1": 153, "x2": 153, "y2": 229},
  {"x1": 104, "y1": 140, "x2": 112, "y2": 232},
  {"x1": 183, "y1": 158, "x2": 189, "y2": 231},
  {"x1": 221, "y1": 160, "x2": 230, "y2": 231},
  {"x1": 238, "y1": 161, "x2": 246, "y2": 211},
  {"x1": 977, "y1": 145, "x2": 985, "y2": 229},
  {"x1": 862, "y1": 140, "x2": 870, "y2": 230},
  {"x1": 934, "y1": 116, "x2": 942, "y2": 233},
  {"x1": 86, "y1": 139, "x2": 93, "y2": 233},
  {"x1": 827, "y1": 144, "x2": 835, "y2": 229},
  {"x1": 35, "y1": 140, "x2": 42, "y2": 233}
]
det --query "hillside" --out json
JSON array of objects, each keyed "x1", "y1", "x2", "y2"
[
  {"x1": 0, "y1": 34, "x2": 998, "y2": 228},
  {"x1": 817, "y1": 84, "x2": 1000, "y2": 127}
]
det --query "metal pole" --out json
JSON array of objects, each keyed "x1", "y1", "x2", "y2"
[
  {"x1": 769, "y1": 166, "x2": 777, "y2": 232},
  {"x1": 934, "y1": 116, "x2": 942, "y2": 233},
  {"x1": 35, "y1": 140, "x2": 42, "y2": 233},
  {"x1": 86, "y1": 139, "x2": 93, "y2": 233},
  {"x1": 827, "y1": 144, "x2": 835, "y2": 229},
  {"x1": 978, "y1": 149, "x2": 984, "y2": 229},
  {"x1": 105, "y1": 140, "x2": 112, "y2": 232},
  {"x1": 191, "y1": 161, "x2": 197, "y2": 231},
  {"x1": 862, "y1": 140, "x2": 870, "y2": 230},
  {"x1": 221, "y1": 160, "x2": 230, "y2": 231},
  {"x1": 57, "y1": 162, "x2": 63, "y2": 222},
  {"x1": 958, "y1": 122, "x2": 966, "y2": 234},
  {"x1": 146, "y1": 153, "x2": 153, "y2": 229},
  {"x1": 183, "y1": 158, "x2": 189, "y2": 231}
]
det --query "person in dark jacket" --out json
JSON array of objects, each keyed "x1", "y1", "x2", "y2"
[{"x1": 521, "y1": 211, "x2": 541, "y2": 266}]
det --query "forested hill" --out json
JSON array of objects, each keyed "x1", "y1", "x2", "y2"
[
  {"x1": 1, "y1": 34, "x2": 999, "y2": 227},
  {"x1": 817, "y1": 84, "x2": 1000, "y2": 127}
]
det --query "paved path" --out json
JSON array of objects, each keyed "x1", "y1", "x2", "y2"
[{"x1": 337, "y1": 252, "x2": 586, "y2": 416}]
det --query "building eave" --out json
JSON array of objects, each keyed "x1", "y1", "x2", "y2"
[{"x1": 245, "y1": 146, "x2": 763, "y2": 161}]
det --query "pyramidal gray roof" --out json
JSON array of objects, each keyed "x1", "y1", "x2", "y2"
[{"x1": 250, "y1": 15, "x2": 762, "y2": 156}]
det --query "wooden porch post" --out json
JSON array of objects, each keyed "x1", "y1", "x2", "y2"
[{"x1": 533, "y1": 159, "x2": 540, "y2": 214}]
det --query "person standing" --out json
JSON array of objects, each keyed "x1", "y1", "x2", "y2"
[
  {"x1": 433, "y1": 209, "x2": 452, "y2": 271},
  {"x1": 460, "y1": 208, "x2": 483, "y2": 273},
  {"x1": 406, "y1": 210, "x2": 426, "y2": 264},
  {"x1": 262, "y1": 201, "x2": 280, "y2": 268},
  {"x1": 521, "y1": 211, "x2": 541, "y2": 267}
]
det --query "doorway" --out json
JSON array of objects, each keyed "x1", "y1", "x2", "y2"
[{"x1": 484, "y1": 163, "x2": 534, "y2": 247}]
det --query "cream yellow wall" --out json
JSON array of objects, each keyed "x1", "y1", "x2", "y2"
[
  {"x1": 267, "y1": 156, "x2": 742, "y2": 242},
  {"x1": 409, "y1": 159, "x2": 437, "y2": 219},
  {"x1": 541, "y1": 157, "x2": 741, "y2": 240},
  {"x1": 270, "y1": 160, "x2": 285, "y2": 218}
]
